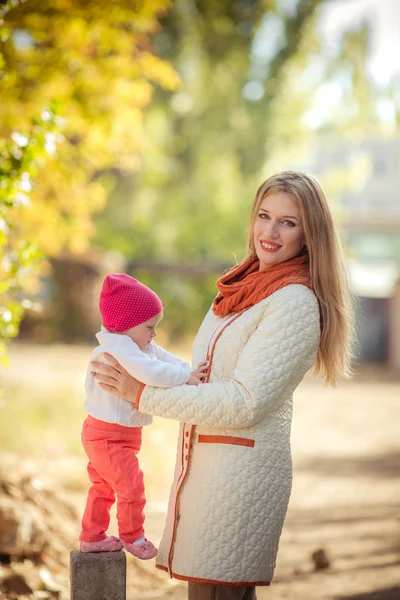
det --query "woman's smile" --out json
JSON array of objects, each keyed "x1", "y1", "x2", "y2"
[
  {"x1": 259, "y1": 240, "x2": 282, "y2": 252},
  {"x1": 253, "y1": 191, "x2": 305, "y2": 269}
]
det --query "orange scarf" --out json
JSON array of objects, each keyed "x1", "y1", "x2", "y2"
[{"x1": 212, "y1": 254, "x2": 311, "y2": 317}]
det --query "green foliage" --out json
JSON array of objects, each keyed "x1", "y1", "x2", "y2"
[
  {"x1": 0, "y1": 106, "x2": 62, "y2": 364},
  {"x1": 94, "y1": 0, "x2": 326, "y2": 337},
  {"x1": 0, "y1": 1, "x2": 61, "y2": 363},
  {"x1": 0, "y1": 0, "x2": 178, "y2": 354},
  {"x1": 94, "y1": 1, "x2": 399, "y2": 339},
  {"x1": 1, "y1": 1, "x2": 397, "y2": 344},
  {"x1": 0, "y1": 0, "x2": 179, "y2": 256}
]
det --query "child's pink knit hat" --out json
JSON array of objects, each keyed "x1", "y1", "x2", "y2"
[{"x1": 99, "y1": 273, "x2": 163, "y2": 332}]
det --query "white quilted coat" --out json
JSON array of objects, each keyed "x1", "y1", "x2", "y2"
[{"x1": 137, "y1": 284, "x2": 320, "y2": 586}]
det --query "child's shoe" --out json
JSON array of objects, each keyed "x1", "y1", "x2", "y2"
[
  {"x1": 121, "y1": 537, "x2": 158, "y2": 560},
  {"x1": 80, "y1": 535, "x2": 123, "y2": 553}
]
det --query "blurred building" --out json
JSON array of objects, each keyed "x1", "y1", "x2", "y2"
[
  {"x1": 311, "y1": 136, "x2": 400, "y2": 369},
  {"x1": 349, "y1": 261, "x2": 399, "y2": 366},
  {"x1": 342, "y1": 138, "x2": 400, "y2": 219}
]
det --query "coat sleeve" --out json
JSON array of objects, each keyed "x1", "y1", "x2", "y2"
[
  {"x1": 136, "y1": 286, "x2": 320, "y2": 427},
  {"x1": 103, "y1": 342, "x2": 191, "y2": 388}
]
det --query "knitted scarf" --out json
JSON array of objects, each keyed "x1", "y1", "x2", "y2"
[{"x1": 212, "y1": 254, "x2": 311, "y2": 317}]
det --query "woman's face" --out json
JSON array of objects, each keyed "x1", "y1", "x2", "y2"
[{"x1": 253, "y1": 191, "x2": 305, "y2": 270}]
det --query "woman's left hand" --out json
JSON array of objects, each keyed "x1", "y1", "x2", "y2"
[{"x1": 91, "y1": 353, "x2": 141, "y2": 404}]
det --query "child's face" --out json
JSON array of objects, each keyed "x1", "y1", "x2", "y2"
[{"x1": 124, "y1": 311, "x2": 163, "y2": 350}]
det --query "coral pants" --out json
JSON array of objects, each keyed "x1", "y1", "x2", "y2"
[{"x1": 79, "y1": 416, "x2": 145, "y2": 543}]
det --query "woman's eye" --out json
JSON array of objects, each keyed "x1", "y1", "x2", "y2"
[
  {"x1": 258, "y1": 213, "x2": 269, "y2": 219},
  {"x1": 282, "y1": 220, "x2": 295, "y2": 227}
]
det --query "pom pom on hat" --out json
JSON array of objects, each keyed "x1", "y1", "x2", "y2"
[{"x1": 99, "y1": 273, "x2": 163, "y2": 332}]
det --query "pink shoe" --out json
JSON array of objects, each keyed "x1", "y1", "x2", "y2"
[
  {"x1": 80, "y1": 535, "x2": 123, "y2": 553},
  {"x1": 121, "y1": 538, "x2": 158, "y2": 560}
]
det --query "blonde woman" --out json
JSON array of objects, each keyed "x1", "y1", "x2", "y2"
[{"x1": 91, "y1": 171, "x2": 355, "y2": 600}]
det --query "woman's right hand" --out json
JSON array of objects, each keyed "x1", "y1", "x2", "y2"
[{"x1": 91, "y1": 353, "x2": 142, "y2": 404}]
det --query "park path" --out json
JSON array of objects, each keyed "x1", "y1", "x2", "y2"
[{"x1": 2, "y1": 344, "x2": 400, "y2": 599}]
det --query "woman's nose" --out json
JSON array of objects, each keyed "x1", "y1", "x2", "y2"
[
  {"x1": 151, "y1": 331, "x2": 156, "y2": 338},
  {"x1": 263, "y1": 219, "x2": 279, "y2": 238}
]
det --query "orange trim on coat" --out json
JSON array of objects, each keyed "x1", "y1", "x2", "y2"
[
  {"x1": 204, "y1": 311, "x2": 244, "y2": 383},
  {"x1": 180, "y1": 428, "x2": 185, "y2": 471},
  {"x1": 204, "y1": 315, "x2": 232, "y2": 368},
  {"x1": 157, "y1": 565, "x2": 168, "y2": 572},
  {"x1": 167, "y1": 425, "x2": 194, "y2": 575},
  {"x1": 175, "y1": 427, "x2": 190, "y2": 497},
  {"x1": 198, "y1": 435, "x2": 255, "y2": 448},
  {"x1": 165, "y1": 310, "x2": 249, "y2": 579},
  {"x1": 135, "y1": 383, "x2": 146, "y2": 410},
  {"x1": 156, "y1": 565, "x2": 271, "y2": 587}
]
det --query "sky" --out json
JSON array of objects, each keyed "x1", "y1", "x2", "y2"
[
  {"x1": 300, "y1": 0, "x2": 400, "y2": 128},
  {"x1": 320, "y1": 0, "x2": 400, "y2": 86}
]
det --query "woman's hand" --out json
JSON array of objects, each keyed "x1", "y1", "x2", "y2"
[{"x1": 91, "y1": 353, "x2": 141, "y2": 404}]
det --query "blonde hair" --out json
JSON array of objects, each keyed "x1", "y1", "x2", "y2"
[{"x1": 248, "y1": 171, "x2": 356, "y2": 386}]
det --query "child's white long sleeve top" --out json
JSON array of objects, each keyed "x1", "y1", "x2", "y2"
[{"x1": 84, "y1": 327, "x2": 192, "y2": 427}]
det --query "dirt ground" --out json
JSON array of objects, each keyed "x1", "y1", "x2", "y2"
[{"x1": 1, "y1": 344, "x2": 400, "y2": 599}]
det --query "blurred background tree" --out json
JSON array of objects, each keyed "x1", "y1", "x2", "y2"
[
  {"x1": 0, "y1": 0, "x2": 178, "y2": 349},
  {"x1": 94, "y1": 0, "x2": 396, "y2": 338},
  {"x1": 95, "y1": 0, "x2": 326, "y2": 338},
  {"x1": 0, "y1": 105, "x2": 59, "y2": 364},
  {"x1": 0, "y1": 0, "x2": 61, "y2": 364},
  {"x1": 1, "y1": 0, "x2": 398, "y2": 345}
]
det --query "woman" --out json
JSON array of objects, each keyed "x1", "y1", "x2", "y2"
[{"x1": 92, "y1": 171, "x2": 355, "y2": 600}]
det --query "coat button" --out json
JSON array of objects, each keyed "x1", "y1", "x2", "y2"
[{"x1": 185, "y1": 431, "x2": 189, "y2": 437}]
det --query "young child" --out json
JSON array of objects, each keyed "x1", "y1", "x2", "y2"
[{"x1": 79, "y1": 273, "x2": 207, "y2": 559}]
